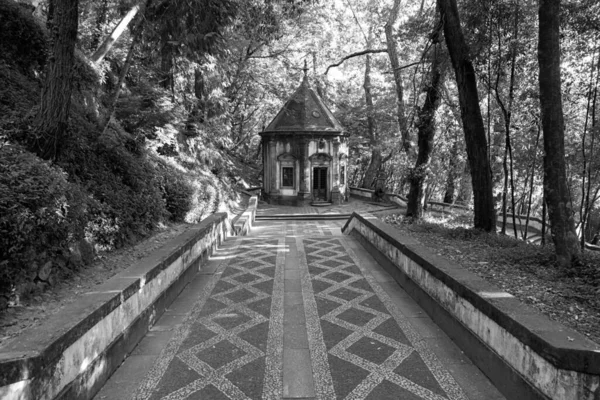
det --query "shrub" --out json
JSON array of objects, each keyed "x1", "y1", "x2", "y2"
[
  {"x1": 157, "y1": 164, "x2": 194, "y2": 222},
  {"x1": 0, "y1": 0, "x2": 47, "y2": 75},
  {"x1": 0, "y1": 144, "x2": 82, "y2": 296},
  {"x1": 59, "y1": 130, "x2": 168, "y2": 248}
]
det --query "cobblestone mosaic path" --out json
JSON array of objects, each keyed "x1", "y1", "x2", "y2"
[
  {"x1": 299, "y1": 236, "x2": 466, "y2": 400},
  {"x1": 129, "y1": 221, "x2": 474, "y2": 400}
]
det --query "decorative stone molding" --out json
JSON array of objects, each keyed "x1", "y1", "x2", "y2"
[
  {"x1": 309, "y1": 152, "x2": 332, "y2": 164},
  {"x1": 277, "y1": 152, "x2": 296, "y2": 162}
]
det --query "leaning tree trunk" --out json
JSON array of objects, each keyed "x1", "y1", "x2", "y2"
[
  {"x1": 362, "y1": 149, "x2": 384, "y2": 190},
  {"x1": 91, "y1": 3, "x2": 141, "y2": 64},
  {"x1": 35, "y1": 0, "x2": 79, "y2": 160},
  {"x1": 385, "y1": 0, "x2": 410, "y2": 152},
  {"x1": 406, "y1": 46, "x2": 444, "y2": 218},
  {"x1": 437, "y1": 0, "x2": 496, "y2": 231},
  {"x1": 538, "y1": 0, "x2": 580, "y2": 266},
  {"x1": 102, "y1": 0, "x2": 150, "y2": 131}
]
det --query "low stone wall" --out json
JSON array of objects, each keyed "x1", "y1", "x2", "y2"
[
  {"x1": 232, "y1": 196, "x2": 257, "y2": 235},
  {"x1": 342, "y1": 212, "x2": 600, "y2": 400},
  {"x1": 0, "y1": 205, "x2": 256, "y2": 400},
  {"x1": 349, "y1": 186, "x2": 373, "y2": 199}
]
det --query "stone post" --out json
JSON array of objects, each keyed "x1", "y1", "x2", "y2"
[
  {"x1": 269, "y1": 140, "x2": 279, "y2": 194},
  {"x1": 299, "y1": 138, "x2": 311, "y2": 199},
  {"x1": 331, "y1": 136, "x2": 342, "y2": 203}
]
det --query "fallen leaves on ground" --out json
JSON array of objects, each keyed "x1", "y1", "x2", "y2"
[{"x1": 381, "y1": 212, "x2": 600, "y2": 346}]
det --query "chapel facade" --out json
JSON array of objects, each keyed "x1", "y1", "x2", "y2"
[{"x1": 260, "y1": 68, "x2": 348, "y2": 206}]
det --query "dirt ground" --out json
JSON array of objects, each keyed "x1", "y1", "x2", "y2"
[{"x1": 380, "y1": 212, "x2": 600, "y2": 346}]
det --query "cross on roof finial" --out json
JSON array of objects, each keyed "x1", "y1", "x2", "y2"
[{"x1": 303, "y1": 59, "x2": 308, "y2": 78}]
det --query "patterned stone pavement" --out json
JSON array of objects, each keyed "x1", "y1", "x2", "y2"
[{"x1": 95, "y1": 220, "x2": 505, "y2": 400}]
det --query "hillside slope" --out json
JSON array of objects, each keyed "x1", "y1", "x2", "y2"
[{"x1": 0, "y1": 0, "x2": 260, "y2": 310}]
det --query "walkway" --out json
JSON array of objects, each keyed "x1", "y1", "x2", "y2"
[{"x1": 95, "y1": 218, "x2": 505, "y2": 400}]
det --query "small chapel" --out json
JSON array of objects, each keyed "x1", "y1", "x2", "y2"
[{"x1": 260, "y1": 65, "x2": 349, "y2": 206}]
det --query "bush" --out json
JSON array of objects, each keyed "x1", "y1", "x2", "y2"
[
  {"x1": 0, "y1": 144, "x2": 83, "y2": 296},
  {"x1": 78, "y1": 147, "x2": 167, "y2": 248},
  {"x1": 0, "y1": 0, "x2": 47, "y2": 75},
  {"x1": 157, "y1": 164, "x2": 194, "y2": 222}
]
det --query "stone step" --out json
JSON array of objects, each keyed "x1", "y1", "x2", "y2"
[{"x1": 255, "y1": 213, "x2": 351, "y2": 221}]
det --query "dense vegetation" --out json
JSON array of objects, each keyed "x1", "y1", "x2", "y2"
[{"x1": 1, "y1": 0, "x2": 599, "y2": 306}]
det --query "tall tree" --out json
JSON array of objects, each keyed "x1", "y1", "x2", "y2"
[
  {"x1": 360, "y1": 52, "x2": 381, "y2": 189},
  {"x1": 385, "y1": 0, "x2": 410, "y2": 152},
  {"x1": 437, "y1": 0, "x2": 496, "y2": 231},
  {"x1": 34, "y1": 0, "x2": 79, "y2": 160},
  {"x1": 406, "y1": 32, "x2": 445, "y2": 218},
  {"x1": 538, "y1": 0, "x2": 580, "y2": 266},
  {"x1": 496, "y1": 3, "x2": 520, "y2": 238}
]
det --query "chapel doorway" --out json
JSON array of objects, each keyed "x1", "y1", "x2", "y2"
[{"x1": 313, "y1": 167, "x2": 328, "y2": 201}]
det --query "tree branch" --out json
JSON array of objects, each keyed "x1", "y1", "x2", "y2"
[
  {"x1": 325, "y1": 49, "x2": 388, "y2": 75},
  {"x1": 382, "y1": 150, "x2": 395, "y2": 164}
]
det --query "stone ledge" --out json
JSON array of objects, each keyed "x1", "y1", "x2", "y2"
[
  {"x1": 342, "y1": 212, "x2": 600, "y2": 400},
  {"x1": 349, "y1": 187, "x2": 373, "y2": 198},
  {"x1": 232, "y1": 196, "x2": 257, "y2": 235},
  {"x1": 0, "y1": 207, "x2": 254, "y2": 400}
]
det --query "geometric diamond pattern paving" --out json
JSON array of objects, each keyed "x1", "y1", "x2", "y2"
[
  {"x1": 127, "y1": 220, "x2": 481, "y2": 400},
  {"x1": 300, "y1": 236, "x2": 468, "y2": 400},
  {"x1": 132, "y1": 236, "x2": 285, "y2": 400}
]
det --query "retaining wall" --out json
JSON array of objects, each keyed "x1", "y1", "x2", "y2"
[
  {"x1": 342, "y1": 212, "x2": 600, "y2": 400},
  {"x1": 0, "y1": 198, "x2": 257, "y2": 400},
  {"x1": 231, "y1": 196, "x2": 258, "y2": 235}
]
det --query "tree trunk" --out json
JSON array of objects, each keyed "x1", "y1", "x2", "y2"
[
  {"x1": 90, "y1": 0, "x2": 108, "y2": 51},
  {"x1": 538, "y1": 0, "x2": 580, "y2": 266},
  {"x1": 443, "y1": 145, "x2": 457, "y2": 204},
  {"x1": 385, "y1": 0, "x2": 410, "y2": 152},
  {"x1": 362, "y1": 149, "x2": 382, "y2": 189},
  {"x1": 501, "y1": 133, "x2": 509, "y2": 234},
  {"x1": 581, "y1": 46, "x2": 600, "y2": 248},
  {"x1": 406, "y1": 46, "x2": 444, "y2": 218},
  {"x1": 194, "y1": 68, "x2": 206, "y2": 122},
  {"x1": 101, "y1": 1, "x2": 151, "y2": 131},
  {"x1": 361, "y1": 53, "x2": 380, "y2": 189},
  {"x1": 523, "y1": 120, "x2": 541, "y2": 240},
  {"x1": 498, "y1": 3, "x2": 520, "y2": 238},
  {"x1": 102, "y1": 29, "x2": 143, "y2": 131},
  {"x1": 35, "y1": 0, "x2": 79, "y2": 160},
  {"x1": 46, "y1": 0, "x2": 55, "y2": 29},
  {"x1": 437, "y1": 0, "x2": 496, "y2": 231},
  {"x1": 443, "y1": 104, "x2": 461, "y2": 204},
  {"x1": 541, "y1": 196, "x2": 547, "y2": 246},
  {"x1": 160, "y1": 29, "x2": 174, "y2": 91},
  {"x1": 91, "y1": 4, "x2": 141, "y2": 64},
  {"x1": 457, "y1": 163, "x2": 472, "y2": 204}
]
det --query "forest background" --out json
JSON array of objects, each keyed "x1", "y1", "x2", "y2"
[{"x1": 1, "y1": 0, "x2": 599, "y2": 312}]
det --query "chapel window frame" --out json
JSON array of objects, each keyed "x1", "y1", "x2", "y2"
[{"x1": 281, "y1": 166, "x2": 294, "y2": 188}]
